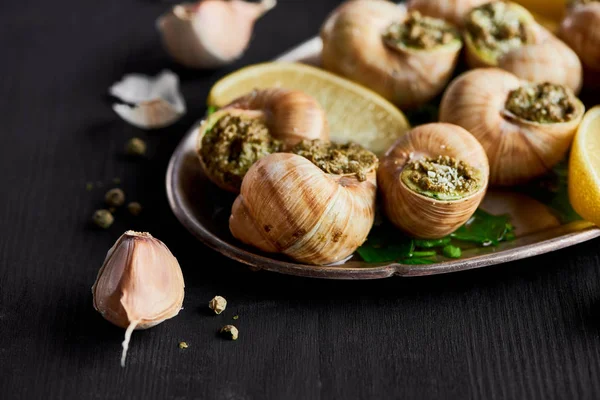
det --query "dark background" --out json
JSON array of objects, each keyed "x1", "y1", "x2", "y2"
[{"x1": 2, "y1": 0, "x2": 600, "y2": 399}]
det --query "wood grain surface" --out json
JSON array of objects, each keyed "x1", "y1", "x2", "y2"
[{"x1": 1, "y1": 1, "x2": 600, "y2": 399}]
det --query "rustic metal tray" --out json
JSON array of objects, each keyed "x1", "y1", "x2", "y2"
[{"x1": 166, "y1": 36, "x2": 600, "y2": 279}]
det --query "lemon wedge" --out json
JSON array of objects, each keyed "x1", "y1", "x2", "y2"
[
  {"x1": 569, "y1": 106, "x2": 600, "y2": 226},
  {"x1": 207, "y1": 62, "x2": 411, "y2": 155}
]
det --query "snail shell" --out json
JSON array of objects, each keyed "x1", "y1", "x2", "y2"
[
  {"x1": 321, "y1": 0, "x2": 463, "y2": 109},
  {"x1": 406, "y1": 0, "x2": 489, "y2": 27},
  {"x1": 229, "y1": 153, "x2": 377, "y2": 265},
  {"x1": 559, "y1": 3, "x2": 600, "y2": 87},
  {"x1": 440, "y1": 68, "x2": 585, "y2": 186},
  {"x1": 196, "y1": 88, "x2": 329, "y2": 193},
  {"x1": 464, "y1": 2, "x2": 582, "y2": 93},
  {"x1": 378, "y1": 123, "x2": 489, "y2": 239}
]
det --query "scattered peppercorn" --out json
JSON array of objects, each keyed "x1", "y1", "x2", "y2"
[
  {"x1": 92, "y1": 209, "x2": 114, "y2": 229},
  {"x1": 220, "y1": 325, "x2": 239, "y2": 340},
  {"x1": 209, "y1": 296, "x2": 227, "y2": 315},
  {"x1": 127, "y1": 202, "x2": 143, "y2": 216},
  {"x1": 113, "y1": 177, "x2": 121, "y2": 184},
  {"x1": 233, "y1": 315, "x2": 239, "y2": 320},
  {"x1": 105, "y1": 188, "x2": 125, "y2": 207},
  {"x1": 126, "y1": 137, "x2": 147, "y2": 156},
  {"x1": 179, "y1": 341, "x2": 189, "y2": 349},
  {"x1": 443, "y1": 245, "x2": 462, "y2": 259},
  {"x1": 86, "y1": 182, "x2": 94, "y2": 191}
]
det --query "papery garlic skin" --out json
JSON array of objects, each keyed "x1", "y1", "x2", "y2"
[
  {"x1": 320, "y1": 0, "x2": 463, "y2": 109},
  {"x1": 377, "y1": 123, "x2": 489, "y2": 239},
  {"x1": 157, "y1": 0, "x2": 276, "y2": 69},
  {"x1": 559, "y1": 3, "x2": 600, "y2": 87},
  {"x1": 229, "y1": 153, "x2": 377, "y2": 265},
  {"x1": 110, "y1": 70, "x2": 186, "y2": 129},
  {"x1": 92, "y1": 231, "x2": 185, "y2": 366},
  {"x1": 406, "y1": 0, "x2": 489, "y2": 27},
  {"x1": 440, "y1": 68, "x2": 585, "y2": 185}
]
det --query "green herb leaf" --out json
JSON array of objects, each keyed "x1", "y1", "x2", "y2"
[
  {"x1": 206, "y1": 105, "x2": 218, "y2": 116},
  {"x1": 451, "y1": 209, "x2": 512, "y2": 246},
  {"x1": 401, "y1": 257, "x2": 436, "y2": 265},
  {"x1": 442, "y1": 245, "x2": 462, "y2": 259},
  {"x1": 414, "y1": 238, "x2": 451, "y2": 248},
  {"x1": 356, "y1": 228, "x2": 414, "y2": 263},
  {"x1": 411, "y1": 250, "x2": 437, "y2": 257}
]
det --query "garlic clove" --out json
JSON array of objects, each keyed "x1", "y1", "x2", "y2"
[
  {"x1": 109, "y1": 70, "x2": 186, "y2": 129},
  {"x1": 157, "y1": 0, "x2": 277, "y2": 69},
  {"x1": 92, "y1": 231, "x2": 185, "y2": 366}
]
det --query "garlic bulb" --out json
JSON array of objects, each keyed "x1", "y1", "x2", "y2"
[
  {"x1": 321, "y1": 0, "x2": 463, "y2": 109},
  {"x1": 464, "y1": 1, "x2": 582, "y2": 93},
  {"x1": 406, "y1": 0, "x2": 489, "y2": 27},
  {"x1": 157, "y1": 0, "x2": 277, "y2": 69},
  {"x1": 440, "y1": 68, "x2": 585, "y2": 185},
  {"x1": 229, "y1": 142, "x2": 378, "y2": 265},
  {"x1": 92, "y1": 231, "x2": 185, "y2": 367},
  {"x1": 559, "y1": 2, "x2": 600, "y2": 88},
  {"x1": 196, "y1": 88, "x2": 329, "y2": 193},
  {"x1": 377, "y1": 123, "x2": 489, "y2": 239}
]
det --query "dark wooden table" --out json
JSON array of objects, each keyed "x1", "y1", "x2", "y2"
[{"x1": 2, "y1": 0, "x2": 600, "y2": 399}]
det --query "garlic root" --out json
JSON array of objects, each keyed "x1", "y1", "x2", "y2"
[{"x1": 157, "y1": 0, "x2": 277, "y2": 69}]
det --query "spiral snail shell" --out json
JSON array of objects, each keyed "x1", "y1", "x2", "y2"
[
  {"x1": 378, "y1": 123, "x2": 489, "y2": 239},
  {"x1": 321, "y1": 0, "x2": 463, "y2": 109},
  {"x1": 229, "y1": 141, "x2": 378, "y2": 265},
  {"x1": 559, "y1": 1, "x2": 600, "y2": 88},
  {"x1": 440, "y1": 68, "x2": 585, "y2": 186},
  {"x1": 196, "y1": 88, "x2": 329, "y2": 193}
]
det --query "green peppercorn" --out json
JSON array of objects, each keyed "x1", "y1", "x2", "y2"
[
  {"x1": 125, "y1": 137, "x2": 147, "y2": 156},
  {"x1": 105, "y1": 188, "x2": 125, "y2": 207},
  {"x1": 220, "y1": 325, "x2": 239, "y2": 340},
  {"x1": 127, "y1": 202, "x2": 142, "y2": 216},
  {"x1": 92, "y1": 209, "x2": 114, "y2": 229},
  {"x1": 443, "y1": 245, "x2": 462, "y2": 259}
]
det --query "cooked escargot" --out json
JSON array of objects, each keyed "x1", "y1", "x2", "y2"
[
  {"x1": 464, "y1": 1, "x2": 582, "y2": 93},
  {"x1": 229, "y1": 140, "x2": 378, "y2": 265},
  {"x1": 406, "y1": 0, "x2": 489, "y2": 27},
  {"x1": 196, "y1": 88, "x2": 329, "y2": 193},
  {"x1": 321, "y1": 0, "x2": 463, "y2": 109},
  {"x1": 559, "y1": 1, "x2": 600, "y2": 88},
  {"x1": 440, "y1": 68, "x2": 585, "y2": 186},
  {"x1": 378, "y1": 123, "x2": 489, "y2": 239}
]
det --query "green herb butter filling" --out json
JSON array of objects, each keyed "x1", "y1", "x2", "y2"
[
  {"x1": 291, "y1": 139, "x2": 378, "y2": 182},
  {"x1": 383, "y1": 11, "x2": 459, "y2": 51},
  {"x1": 465, "y1": 1, "x2": 531, "y2": 61},
  {"x1": 200, "y1": 114, "x2": 282, "y2": 190},
  {"x1": 505, "y1": 82, "x2": 577, "y2": 123},
  {"x1": 401, "y1": 155, "x2": 481, "y2": 200}
]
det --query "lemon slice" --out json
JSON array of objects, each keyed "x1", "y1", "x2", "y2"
[
  {"x1": 569, "y1": 106, "x2": 600, "y2": 226},
  {"x1": 207, "y1": 62, "x2": 411, "y2": 155}
]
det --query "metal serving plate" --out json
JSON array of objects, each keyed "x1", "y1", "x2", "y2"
[{"x1": 166, "y1": 37, "x2": 600, "y2": 279}]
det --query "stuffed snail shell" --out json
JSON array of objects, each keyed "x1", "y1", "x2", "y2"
[
  {"x1": 440, "y1": 68, "x2": 585, "y2": 186},
  {"x1": 229, "y1": 140, "x2": 378, "y2": 265},
  {"x1": 406, "y1": 0, "x2": 489, "y2": 27},
  {"x1": 321, "y1": 0, "x2": 463, "y2": 109},
  {"x1": 196, "y1": 88, "x2": 329, "y2": 193},
  {"x1": 559, "y1": 1, "x2": 600, "y2": 88},
  {"x1": 378, "y1": 123, "x2": 489, "y2": 239},
  {"x1": 464, "y1": 1, "x2": 582, "y2": 93}
]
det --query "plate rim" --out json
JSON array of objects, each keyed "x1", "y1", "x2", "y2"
[{"x1": 165, "y1": 36, "x2": 600, "y2": 280}]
